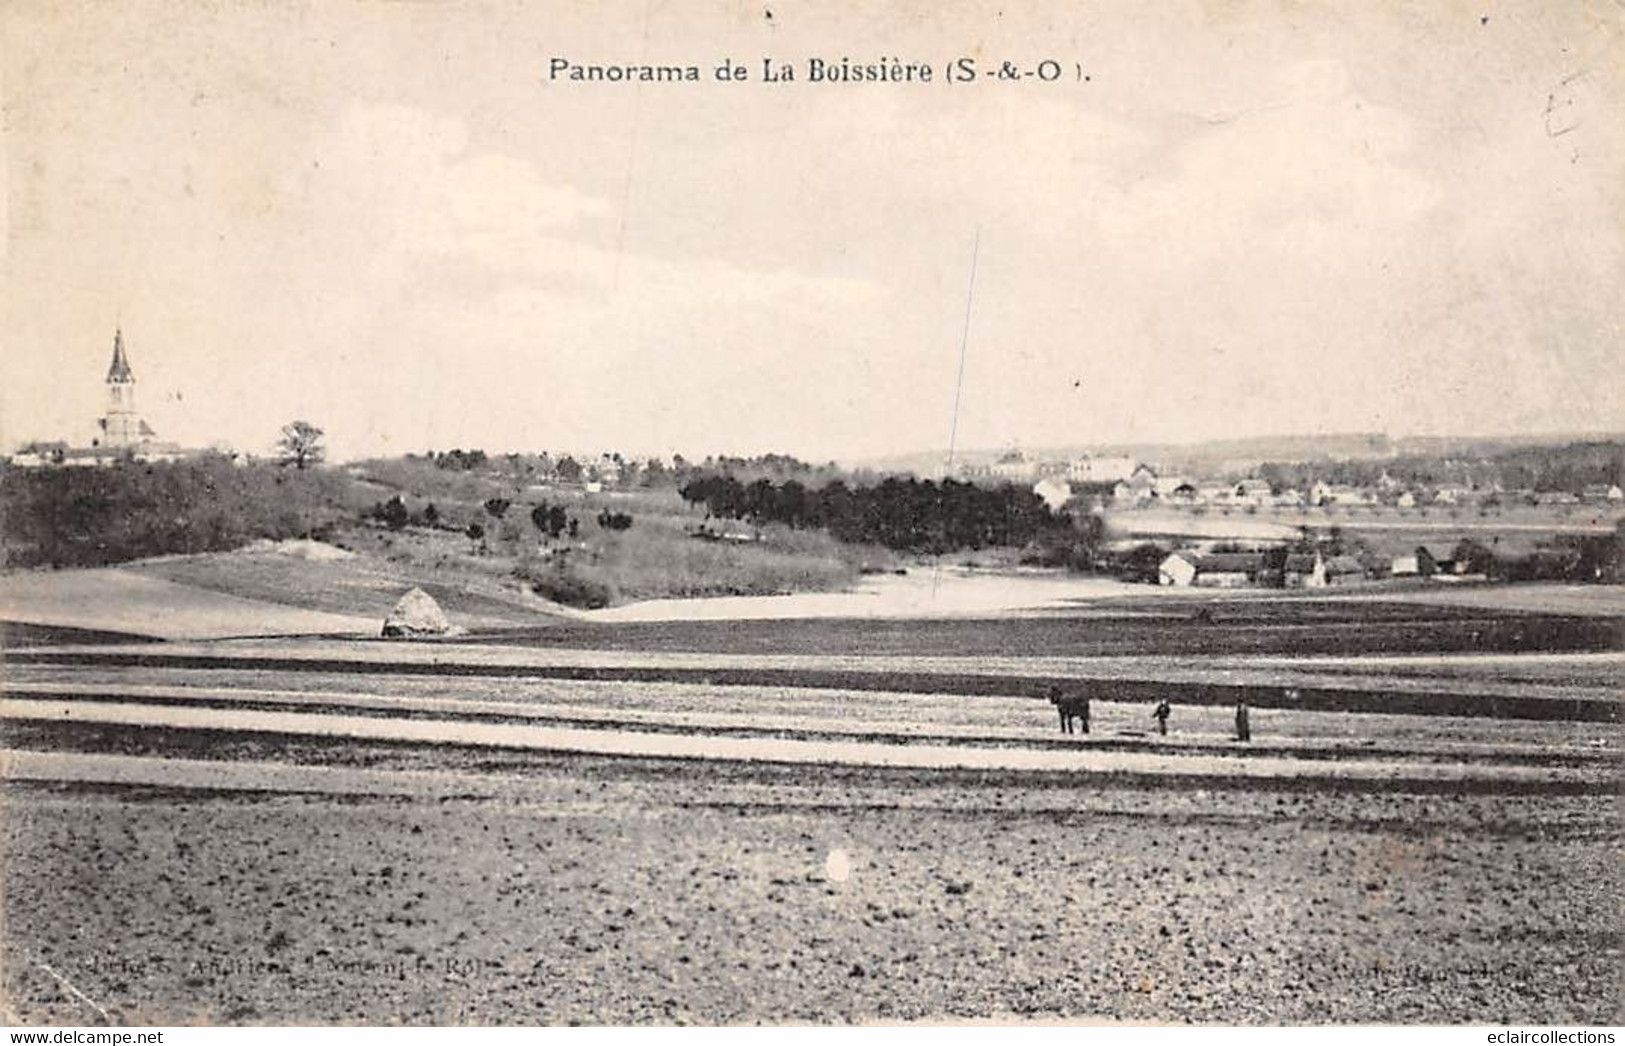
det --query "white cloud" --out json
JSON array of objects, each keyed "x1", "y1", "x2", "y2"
[{"x1": 3, "y1": 5, "x2": 1620, "y2": 460}]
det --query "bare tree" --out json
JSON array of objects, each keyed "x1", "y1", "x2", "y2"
[{"x1": 277, "y1": 421, "x2": 326, "y2": 470}]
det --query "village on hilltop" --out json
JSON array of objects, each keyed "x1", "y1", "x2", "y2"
[
  {"x1": 8, "y1": 329, "x2": 218, "y2": 468},
  {"x1": 960, "y1": 446, "x2": 1623, "y2": 515}
]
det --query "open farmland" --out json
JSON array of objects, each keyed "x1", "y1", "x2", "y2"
[
  {"x1": 534, "y1": 601, "x2": 1622, "y2": 657},
  {"x1": 3, "y1": 766, "x2": 1619, "y2": 1025},
  {"x1": 3, "y1": 593, "x2": 1621, "y2": 1024}
]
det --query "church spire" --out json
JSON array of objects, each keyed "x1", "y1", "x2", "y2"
[{"x1": 106, "y1": 328, "x2": 134, "y2": 384}]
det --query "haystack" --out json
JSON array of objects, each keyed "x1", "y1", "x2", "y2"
[{"x1": 382, "y1": 587, "x2": 454, "y2": 637}]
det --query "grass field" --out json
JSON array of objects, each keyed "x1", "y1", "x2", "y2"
[
  {"x1": 130, "y1": 542, "x2": 563, "y2": 628},
  {"x1": 336, "y1": 481, "x2": 895, "y2": 608},
  {"x1": 0, "y1": 568, "x2": 378, "y2": 640}
]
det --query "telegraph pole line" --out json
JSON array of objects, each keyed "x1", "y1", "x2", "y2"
[
  {"x1": 946, "y1": 227, "x2": 980, "y2": 473},
  {"x1": 934, "y1": 228, "x2": 981, "y2": 600}
]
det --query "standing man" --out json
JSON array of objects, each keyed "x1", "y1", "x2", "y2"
[
  {"x1": 1153, "y1": 699, "x2": 1171, "y2": 736},
  {"x1": 1235, "y1": 700, "x2": 1251, "y2": 742}
]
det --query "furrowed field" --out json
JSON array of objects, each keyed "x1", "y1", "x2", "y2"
[{"x1": 4, "y1": 586, "x2": 1622, "y2": 1023}]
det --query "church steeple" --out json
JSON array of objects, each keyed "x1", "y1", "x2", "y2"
[
  {"x1": 106, "y1": 328, "x2": 134, "y2": 384},
  {"x1": 101, "y1": 328, "x2": 147, "y2": 448}
]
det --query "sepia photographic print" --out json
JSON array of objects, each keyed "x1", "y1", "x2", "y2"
[{"x1": 1, "y1": 0, "x2": 1622, "y2": 1031}]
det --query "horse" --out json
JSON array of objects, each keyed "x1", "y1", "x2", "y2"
[{"x1": 1049, "y1": 690, "x2": 1091, "y2": 735}]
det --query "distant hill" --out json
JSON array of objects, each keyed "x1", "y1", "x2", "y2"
[{"x1": 854, "y1": 432, "x2": 1625, "y2": 478}]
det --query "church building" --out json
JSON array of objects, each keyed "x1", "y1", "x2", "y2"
[
  {"x1": 99, "y1": 328, "x2": 159, "y2": 449},
  {"x1": 8, "y1": 329, "x2": 193, "y2": 467}
]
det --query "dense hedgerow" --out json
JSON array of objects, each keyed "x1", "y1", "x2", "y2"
[{"x1": 0, "y1": 455, "x2": 357, "y2": 568}]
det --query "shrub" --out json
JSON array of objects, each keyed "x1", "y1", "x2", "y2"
[
  {"x1": 521, "y1": 564, "x2": 614, "y2": 609},
  {"x1": 369, "y1": 495, "x2": 410, "y2": 530},
  {"x1": 532, "y1": 503, "x2": 568, "y2": 539}
]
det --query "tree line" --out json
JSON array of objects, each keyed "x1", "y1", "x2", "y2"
[
  {"x1": 1, "y1": 456, "x2": 348, "y2": 568},
  {"x1": 1255, "y1": 440, "x2": 1623, "y2": 493},
  {"x1": 409, "y1": 448, "x2": 881, "y2": 491},
  {"x1": 677, "y1": 474, "x2": 1101, "y2": 563}
]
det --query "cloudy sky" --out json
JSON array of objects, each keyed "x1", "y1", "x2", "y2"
[{"x1": 2, "y1": 1, "x2": 1620, "y2": 462}]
